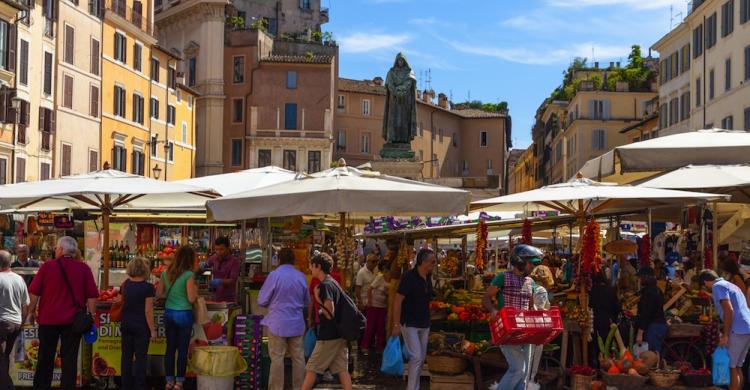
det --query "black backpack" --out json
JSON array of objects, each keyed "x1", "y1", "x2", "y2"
[{"x1": 321, "y1": 279, "x2": 366, "y2": 341}]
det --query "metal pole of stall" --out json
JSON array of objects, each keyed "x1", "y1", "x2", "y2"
[{"x1": 712, "y1": 202, "x2": 719, "y2": 271}]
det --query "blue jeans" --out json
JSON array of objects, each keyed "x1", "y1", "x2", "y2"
[
  {"x1": 499, "y1": 344, "x2": 531, "y2": 390},
  {"x1": 121, "y1": 324, "x2": 150, "y2": 390},
  {"x1": 401, "y1": 326, "x2": 429, "y2": 390},
  {"x1": 645, "y1": 322, "x2": 668, "y2": 354},
  {"x1": 164, "y1": 309, "x2": 193, "y2": 383}
]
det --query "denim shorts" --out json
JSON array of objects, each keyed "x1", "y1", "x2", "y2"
[{"x1": 165, "y1": 309, "x2": 194, "y2": 328}]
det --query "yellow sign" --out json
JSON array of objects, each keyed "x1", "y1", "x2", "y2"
[{"x1": 604, "y1": 240, "x2": 637, "y2": 255}]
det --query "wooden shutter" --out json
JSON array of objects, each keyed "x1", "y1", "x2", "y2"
[
  {"x1": 7, "y1": 24, "x2": 16, "y2": 72},
  {"x1": 38, "y1": 106, "x2": 44, "y2": 132},
  {"x1": 63, "y1": 75, "x2": 73, "y2": 108},
  {"x1": 133, "y1": 1, "x2": 143, "y2": 27},
  {"x1": 89, "y1": 150, "x2": 98, "y2": 172},
  {"x1": 43, "y1": 52, "x2": 52, "y2": 94},
  {"x1": 15, "y1": 157, "x2": 24, "y2": 183},
  {"x1": 90, "y1": 85, "x2": 99, "y2": 117},
  {"x1": 64, "y1": 25, "x2": 74, "y2": 64},
  {"x1": 0, "y1": 90, "x2": 6, "y2": 123},
  {"x1": 91, "y1": 39, "x2": 99, "y2": 75},
  {"x1": 22, "y1": 101, "x2": 29, "y2": 125},
  {"x1": 62, "y1": 144, "x2": 71, "y2": 176},
  {"x1": 49, "y1": 109, "x2": 56, "y2": 132}
]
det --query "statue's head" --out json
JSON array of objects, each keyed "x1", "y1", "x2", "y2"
[{"x1": 394, "y1": 52, "x2": 409, "y2": 69}]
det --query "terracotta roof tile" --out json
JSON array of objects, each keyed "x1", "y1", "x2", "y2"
[
  {"x1": 338, "y1": 78, "x2": 386, "y2": 95},
  {"x1": 451, "y1": 108, "x2": 507, "y2": 119}
]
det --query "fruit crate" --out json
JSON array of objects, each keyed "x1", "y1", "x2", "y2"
[{"x1": 490, "y1": 307, "x2": 563, "y2": 345}]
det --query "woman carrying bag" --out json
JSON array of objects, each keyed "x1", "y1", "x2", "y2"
[
  {"x1": 157, "y1": 246, "x2": 198, "y2": 390},
  {"x1": 119, "y1": 257, "x2": 157, "y2": 390}
]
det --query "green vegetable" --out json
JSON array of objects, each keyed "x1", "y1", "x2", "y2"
[
  {"x1": 604, "y1": 324, "x2": 617, "y2": 358},
  {"x1": 597, "y1": 335, "x2": 606, "y2": 354}
]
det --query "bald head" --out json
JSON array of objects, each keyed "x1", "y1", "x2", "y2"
[{"x1": 366, "y1": 253, "x2": 378, "y2": 271}]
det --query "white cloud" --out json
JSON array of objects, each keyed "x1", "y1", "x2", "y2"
[
  {"x1": 339, "y1": 32, "x2": 412, "y2": 54},
  {"x1": 447, "y1": 40, "x2": 631, "y2": 65},
  {"x1": 548, "y1": 0, "x2": 685, "y2": 10}
]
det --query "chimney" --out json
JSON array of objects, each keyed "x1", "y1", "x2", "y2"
[
  {"x1": 438, "y1": 93, "x2": 449, "y2": 109},
  {"x1": 616, "y1": 61, "x2": 621, "y2": 68},
  {"x1": 372, "y1": 77, "x2": 384, "y2": 86},
  {"x1": 594, "y1": 61, "x2": 599, "y2": 69},
  {"x1": 423, "y1": 89, "x2": 435, "y2": 103},
  {"x1": 609, "y1": 61, "x2": 615, "y2": 68}
]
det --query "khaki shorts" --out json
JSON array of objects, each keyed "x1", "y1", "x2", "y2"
[{"x1": 306, "y1": 339, "x2": 348, "y2": 374}]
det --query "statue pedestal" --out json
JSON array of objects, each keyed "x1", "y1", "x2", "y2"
[
  {"x1": 379, "y1": 143, "x2": 415, "y2": 159},
  {"x1": 370, "y1": 157, "x2": 423, "y2": 180}
]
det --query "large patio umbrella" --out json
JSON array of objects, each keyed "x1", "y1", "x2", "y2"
[
  {"x1": 640, "y1": 165, "x2": 750, "y2": 203},
  {"x1": 206, "y1": 163, "x2": 470, "y2": 221},
  {"x1": 0, "y1": 169, "x2": 216, "y2": 286},
  {"x1": 175, "y1": 166, "x2": 295, "y2": 198},
  {"x1": 472, "y1": 176, "x2": 728, "y2": 365},
  {"x1": 580, "y1": 129, "x2": 750, "y2": 180}
]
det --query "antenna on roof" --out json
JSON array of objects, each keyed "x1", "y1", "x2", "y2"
[
  {"x1": 418, "y1": 70, "x2": 423, "y2": 90},
  {"x1": 425, "y1": 68, "x2": 432, "y2": 91}
]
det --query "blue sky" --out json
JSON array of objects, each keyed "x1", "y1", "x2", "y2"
[{"x1": 326, "y1": 0, "x2": 688, "y2": 148}]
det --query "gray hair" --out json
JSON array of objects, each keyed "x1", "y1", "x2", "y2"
[
  {"x1": 0, "y1": 250, "x2": 10, "y2": 269},
  {"x1": 57, "y1": 236, "x2": 79, "y2": 257}
]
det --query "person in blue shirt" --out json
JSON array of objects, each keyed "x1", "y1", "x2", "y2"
[{"x1": 700, "y1": 269, "x2": 750, "y2": 390}]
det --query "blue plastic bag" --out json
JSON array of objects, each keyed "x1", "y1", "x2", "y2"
[
  {"x1": 380, "y1": 336, "x2": 404, "y2": 376},
  {"x1": 303, "y1": 329, "x2": 316, "y2": 359},
  {"x1": 713, "y1": 346, "x2": 730, "y2": 386}
]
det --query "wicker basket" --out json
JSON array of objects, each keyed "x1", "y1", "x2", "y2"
[
  {"x1": 426, "y1": 355, "x2": 467, "y2": 375},
  {"x1": 666, "y1": 323, "x2": 704, "y2": 338},
  {"x1": 681, "y1": 373, "x2": 712, "y2": 388},
  {"x1": 571, "y1": 374, "x2": 594, "y2": 390},
  {"x1": 601, "y1": 372, "x2": 648, "y2": 390},
  {"x1": 649, "y1": 370, "x2": 680, "y2": 387}
]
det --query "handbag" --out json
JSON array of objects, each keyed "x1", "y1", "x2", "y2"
[
  {"x1": 109, "y1": 281, "x2": 127, "y2": 322},
  {"x1": 57, "y1": 260, "x2": 94, "y2": 334}
]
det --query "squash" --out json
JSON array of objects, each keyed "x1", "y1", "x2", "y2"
[
  {"x1": 639, "y1": 351, "x2": 658, "y2": 368},
  {"x1": 633, "y1": 360, "x2": 650, "y2": 376}
]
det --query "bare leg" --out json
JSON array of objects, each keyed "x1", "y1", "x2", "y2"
[
  {"x1": 301, "y1": 371, "x2": 317, "y2": 390},
  {"x1": 338, "y1": 371, "x2": 353, "y2": 390}
]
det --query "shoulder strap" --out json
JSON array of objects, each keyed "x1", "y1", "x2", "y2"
[
  {"x1": 164, "y1": 271, "x2": 188, "y2": 300},
  {"x1": 57, "y1": 260, "x2": 83, "y2": 310}
]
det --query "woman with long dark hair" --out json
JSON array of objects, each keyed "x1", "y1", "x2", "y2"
[
  {"x1": 157, "y1": 246, "x2": 198, "y2": 390},
  {"x1": 635, "y1": 267, "x2": 667, "y2": 355}
]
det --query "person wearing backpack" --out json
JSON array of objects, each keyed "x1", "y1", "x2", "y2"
[
  {"x1": 301, "y1": 253, "x2": 353, "y2": 390},
  {"x1": 482, "y1": 244, "x2": 538, "y2": 390},
  {"x1": 391, "y1": 248, "x2": 436, "y2": 390}
]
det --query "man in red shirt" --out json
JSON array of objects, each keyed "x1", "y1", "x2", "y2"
[
  {"x1": 206, "y1": 236, "x2": 240, "y2": 302},
  {"x1": 27, "y1": 236, "x2": 98, "y2": 390}
]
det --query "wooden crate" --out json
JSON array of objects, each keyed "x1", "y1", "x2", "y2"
[{"x1": 430, "y1": 372, "x2": 474, "y2": 390}]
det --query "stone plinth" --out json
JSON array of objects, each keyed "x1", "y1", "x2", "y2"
[
  {"x1": 370, "y1": 157, "x2": 423, "y2": 180},
  {"x1": 379, "y1": 142, "x2": 415, "y2": 159}
]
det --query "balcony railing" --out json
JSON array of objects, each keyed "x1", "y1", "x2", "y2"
[{"x1": 104, "y1": 0, "x2": 153, "y2": 35}]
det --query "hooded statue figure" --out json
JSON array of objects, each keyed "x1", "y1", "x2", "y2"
[{"x1": 381, "y1": 52, "x2": 417, "y2": 158}]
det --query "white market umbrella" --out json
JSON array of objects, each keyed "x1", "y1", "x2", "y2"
[
  {"x1": 206, "y1": 164, "x2": 470, "y2": 221},
  {"x1": 640, "y1": 165, "x2": 750, "y2": 203},
  {"x1": 581, "y1": 129, "x2": 750, "y2": 179},
  {"x1": 175, "y1": 166, "x2": 295, "y2": 198},
  {"x1": 473, "y1": 177, "x2": 729, "y2": 214},
  {"x1": 0, "y1": 169, "x2": 216, "y2": 286}
]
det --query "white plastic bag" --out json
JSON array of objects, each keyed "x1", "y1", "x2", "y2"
[{"x1": 632, "y1": 342, "x2": 649, "y2": 357}]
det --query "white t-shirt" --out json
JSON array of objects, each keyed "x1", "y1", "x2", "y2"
[
  {"x1": 369, "y1": 274, "x2": 388, "y2": 308},
  {"x1": 0, "y1": 271, "x2": 29, "y2": 325},
  {"x1": 355, "y1": 266, "x2": 375, "y2": 305}
]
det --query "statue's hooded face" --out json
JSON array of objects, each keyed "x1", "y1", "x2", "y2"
[{"x1": 393, "y1": 52, "x2": 411, "y2": 71}]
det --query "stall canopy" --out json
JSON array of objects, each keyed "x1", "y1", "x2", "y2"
[
  {"x1": 207, "y1": 163, "x2": 470, "y2": 221},
  {"x1": 580, "y1": 129, "x2": 750, "y2": 180},
  {"x1": 175, "y1": 166, "x2": 295, "y2": 198},
  {"x1": 639, "y1": 165, "x2": 750, "y2": 203},
  {"x1": 0, "y1": 169, "x2": 217, "y2": 286},
  {"x1": 472, "y1": 177, "x2": 730, "y2": 214}
]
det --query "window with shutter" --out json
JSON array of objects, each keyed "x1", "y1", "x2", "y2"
[
  {"x1": 133, "y1": 43, "x2": 142, "y2": 72},
  {"x1": 0, "y1": 22, "x2": 8, "y2": 71},
  {"x1": 284, "y1": 103, "x2": 297, "y2": 129},
  {"x1": 43, "y1": 52, "x2": 52, "y2": 95},
  {"x1": 64, "y1": 25, "x2": 74, "y2": 64},
  {"x1": 89, "y1": 150, "x2": 98, "y2": 172},
  {"x1": 90, "y1": 85, "x2": 99, "y2": 117},
  {"x1": 19, "y1": 40, "x2": 28, "y2": 85},
  {"x1": 91, "y1": 38, "x2": 99, "y2": 75},
  {"x1": 62, "y1": 144, "x2": 72, "y2": 176},
  {"x1": 63, "y1": 75, "x2": 73, "y2": 109},
  {"x1": 15, "y1": 157, "x2": 24, "y2": 183},
  {"x1": 7, "y1": 24, "x2": 15, "y2": 72},
  {"x1": 132, "y1": 1, "x2": 143, "y2": 28},
  {"x1": 40, "y1": 162, "x2": 50, "y2": 181},
  {"x1": 0, "y1": 89, "x2": 6, "y2": 124},
  {"x1": 0, "y1": 158, "x2": 7, "y2": 184},
  {"x1": 150, "y1": 58, "x2": 159, "y2": 81}
]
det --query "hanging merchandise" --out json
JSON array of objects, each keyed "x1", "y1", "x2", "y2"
[
  {"x1": 639, "y1": 235, "x2": 651, "y2": 268},
  {"x1": 522, "y1": 218, "x2": 532, "y2": 245},
  {"x1": 581, "y1": 218, "x2": 602, "y2": 275},
  {"x1": 475, "y1": 219, "x2": 488, "y2": 273},
  {"x1": 396, "y1": 239, "x2": 411, "y2": 268}
]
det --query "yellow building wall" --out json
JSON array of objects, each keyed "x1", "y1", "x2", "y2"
[
  {"x1": 168, "y1": 86, "x2": 195, "y2": 180},
  {"x1": 101, "y1": 20, "x2": 153, "y2": 172}
]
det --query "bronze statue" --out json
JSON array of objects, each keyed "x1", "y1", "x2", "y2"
[{"x1": 381, "y1": 53, "x2": 417, "y2": 159}]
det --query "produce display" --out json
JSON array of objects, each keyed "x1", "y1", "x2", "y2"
[{"x1": 97, "y1": 287, "x2": 120, "y2": 302}]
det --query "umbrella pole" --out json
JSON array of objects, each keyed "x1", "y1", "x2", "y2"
[
  {"x1": 102, "y1": 195, "x2": 111, "y2": 288},
  {"x1": 712, "y1": 201, "x2": 719, "y2": 271},
  {"x1": 576, "y1": 202, "x2": 589, "y2": 367}
]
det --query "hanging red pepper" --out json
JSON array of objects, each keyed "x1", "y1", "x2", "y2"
[
  {"x1": 475, "y1": 219, "x2": 488, "y2": 273},
  {"x1": 581, "y1": 218, "x2": 602, "y2": 275},
  {"x1": 522, "y1": 218, "x2": 532, "y2": 245}
]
